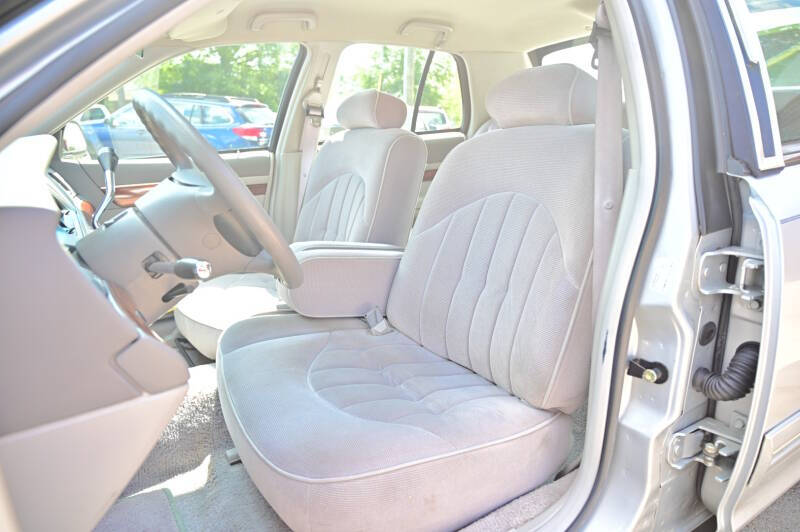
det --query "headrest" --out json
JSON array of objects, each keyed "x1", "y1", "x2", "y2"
[
  {"x1": 336, "y1": 89, "x2": 407, "y2": 130},
  {"x1": 486, "y1": 64, "x2": 596, "y2": 129}
]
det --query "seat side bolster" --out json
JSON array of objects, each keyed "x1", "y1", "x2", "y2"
[
  {"x1": 364, "y1": 131, "x2": 427, "y2": 246},
  {"x1": 218, "y1": 313, "x2": 367, "y2": 357}
]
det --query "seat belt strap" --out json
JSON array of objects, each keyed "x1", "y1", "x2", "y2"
[
  {"x1": 297, "y1": 86, "x2": 324, "y2": 213},
  {"x1": 590, "y1": 2, "x2": 623, "y2": 317}
]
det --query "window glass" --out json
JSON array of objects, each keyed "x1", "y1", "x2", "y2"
[
  {"x1": 321, "y1": 44, "x2": 465, "y2": 139},
  {"x1": 414, "y1": 52, "x2": 463, "y2": 132},
  {"x1": 80, "y1": 106, "x2": 108, "y2": 122},
  {"x1": 747, "y1": 1, "x2": 800, "y2": 144},
  {"x1": 74, "y1": 43, "x2": 300, "y2": 159},
  {"x1": 541, "y1": 43, "x2": 596, "y2": 79},
  {"x1": 201, "y1": 104, "x2": 234, "y2": 125}
]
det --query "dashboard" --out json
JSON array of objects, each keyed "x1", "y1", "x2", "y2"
[
  {"x1": 49, "y1": 162, "x2": 156, "y2": 334},
  {"x1": 49, "y1": 168, "x2": 90, "y2": 249},
  {"x1": 0, "y1": 134, "x2": 190, "y2": 532}
]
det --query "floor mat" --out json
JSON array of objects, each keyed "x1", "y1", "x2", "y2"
[
  {"x1": 102, "y1": 364, "x2": 289, "y2": 532},
  {"x1": 94, "y1": 489, "x2": 181, "y2": 532}
]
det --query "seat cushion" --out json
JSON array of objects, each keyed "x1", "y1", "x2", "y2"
[
  {"x1": 174, "y1": 273, "x2": 280, "y2": 358},
  {"x1": 218, "y1": 316, "x2": 571, "y2": 531}
]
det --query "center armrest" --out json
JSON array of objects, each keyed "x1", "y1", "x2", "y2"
[{"x1": 276, "y1": 242, "x2": 404, "y2": 318}]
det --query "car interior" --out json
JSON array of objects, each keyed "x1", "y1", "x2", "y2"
[{"x1": 0, "y1": 0, "x2": 640, "y2": 530}]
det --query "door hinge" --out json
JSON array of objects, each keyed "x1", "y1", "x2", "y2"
[
  {"x1": 667, "y1": 417, "x2": 744, "y2": 482},
  {"x1": 698, "y1": 246, "x2": 764, "y2": 307}
]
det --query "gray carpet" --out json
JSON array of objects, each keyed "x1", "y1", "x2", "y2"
[
  {"x1": 97, "y1": 363, "x2": 588, "y2": 532},
  {"x1": 565, "y1": 403, "x2": 587, "y2": 473},
  {"x1": 462, "y1": 471, "x2": 576, "y2": 532},
  {"x1": 96, "y1": 364, "x2": 289, "y2": 532},
  {"x1": 744, "y1": 482, "x2": 800, "y2": 531},
  {"x1": 95, "y1": 489, "x2": 181, "y2": 532}
]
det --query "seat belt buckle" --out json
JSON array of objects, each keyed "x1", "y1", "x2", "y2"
[
  {"x1": 303, "y1": 102, "x2": 324, "y2": 127},
  {"x1": 364, "y1": 307, "x2": 392, "y2": 335}
]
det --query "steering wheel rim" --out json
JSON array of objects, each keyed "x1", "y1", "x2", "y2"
[{"x1": 131, "y1": 89, "x2": 303, "y2": 288}]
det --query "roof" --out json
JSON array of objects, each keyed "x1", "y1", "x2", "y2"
[
  {"x1": 162, "y1": 0, "x2": 597, "y2": 53},
  {"x1": 163, "y1": 93, "x2": 268, "y2": 107}
]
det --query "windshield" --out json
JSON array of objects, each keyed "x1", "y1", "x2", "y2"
[{"x1": 238, "y1": 105, "x2": 275, "y2": 124}]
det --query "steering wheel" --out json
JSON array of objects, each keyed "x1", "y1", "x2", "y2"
[{"x1": 131, "y1": 89, "x2": 302, "y2": 288}]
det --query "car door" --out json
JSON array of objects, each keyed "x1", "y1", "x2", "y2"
[
  {"x1": 408, "y1": 51, "x2": 469, "y2": 218},
  {"x1": 689, "y1": 1, "x2": 800, "y2": 529},
  {"x1": 53, "y1": 43, "x2": 304, "y2": 222},
  {"x1": 106, "y1": 104, "x2": 161, "y2": 158}
]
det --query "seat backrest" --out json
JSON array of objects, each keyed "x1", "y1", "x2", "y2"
[
  {"x1": 387, "y1": 64, "x2": 597, "y2": 413},
  {"x1": 293, "y1": 89, "x2": 426, "y2": 246},
  {"x1": 471, "y1": 117, "x2": 499, "y2": 137}
]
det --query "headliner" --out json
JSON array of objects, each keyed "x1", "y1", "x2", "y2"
[{"x1": 159, "y1": 0, "x2": 598, "y2": 53}]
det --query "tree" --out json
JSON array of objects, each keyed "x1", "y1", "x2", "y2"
[
  {"x1": 349, "y1": 45, "x2": 462, "y2": 126},
  {"x1": 155, "y1": 43, "x2": 300, "y2": 110}
]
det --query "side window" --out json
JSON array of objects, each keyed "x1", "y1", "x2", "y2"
[
  {"x1": 72, "y1": 43, "x2": 301, "y2": 160},
  {"x1": 530, "y1": 39, "x2": 596, "y2": 79},
  {"x1": 200, "y1": 104, "x2": 235, "y2": 126},
  {"x1": 746, "y1": 1, "x2": 800, "y2": 146},
  {"x1": 414, "y1": 52, "x2": 463, "y2": 132},
  {"x1": 320, "y1": 44, "x2": 467, "y2": 140}
]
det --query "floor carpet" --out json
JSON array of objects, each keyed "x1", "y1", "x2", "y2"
[
  {"x1": 95, "y1": 489, "x2": 180, "y2": 532},
  {"x1": 95, "y1": 360, "x2": 800, "y2": 531},
  {"x1": 744, "y1": 482, "x2": 800, "y2": 531},
  {"x1": 95, "y1": 364, "x2": 289, "y2": 532},
  {"x1": 462, "y1": 471, "x2": 576, "y2": 532}
]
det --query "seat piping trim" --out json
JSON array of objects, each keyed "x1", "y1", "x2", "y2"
[{"x1": 219, "y1": 343, "x2": 564, "y2": 484}]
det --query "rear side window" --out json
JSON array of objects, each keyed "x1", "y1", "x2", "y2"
[
  {"x1": 321, "y1": 44, "x2": 467, "y2": 140},
  {"x1": 70, "y1": 43, "x2": 302, "y2": 159},
  {"x1": 746, "y1": 2, "x2": 800, "y2": 145},
  {"x1": 414, "y1": 52, "x2": 464, "y2": 132}
]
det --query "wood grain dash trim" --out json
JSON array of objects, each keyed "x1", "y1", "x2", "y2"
[
  {"x1": 103, "y1": 182, "x2": 268, "y2": 207},
  {"x1": 247, "y1": 183, "x2": 268, "y2": 196},
  {"x1": 102, "y1": 183, "x2": 159, "y2": 208}
]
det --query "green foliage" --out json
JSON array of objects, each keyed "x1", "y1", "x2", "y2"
[
  {"x1": 351, "y1": 46, "x2": 426, "y2": 102},
  {"x1": 759, "y1": 24, "x2": 800, "y2": 86},
  {"x1": 155, "y1": 43, "x2": 300, "y2": 110},
  {"x1": 350, "y1": 45, "x2": 463, "y2": 127},
  {"x1": 95, "y1": 42, "x2": 462, "y2": 130},
  {"x1": 422, "y1": 53, "x2": 463, "y2": 127}
]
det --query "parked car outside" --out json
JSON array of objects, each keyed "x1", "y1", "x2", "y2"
[
  {"x1": 80, "y1": 93, "x2": 276, "y2": 158},
  {"x1": 77, "y1": 104, "x2": 110, "y2": 124},
  {"x1": 323, "y1": 104, "x2": 452, "y2": 138},
  {"x1": 414, "y1": 105, "x2": 452, "y2": 131}
]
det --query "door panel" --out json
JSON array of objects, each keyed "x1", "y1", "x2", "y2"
[
  {"x1": 676, "y1": 2, "x2": 800, "y2": 527},
  {"x1": 414, "y1": 131, "x2": 466, "y2": 219},
  {"x1": 705, "y1": 1, "x2": 800, "y2": 527},
  {"x1": 712, "y1": 171, "x2": 800, "y2": 529}
]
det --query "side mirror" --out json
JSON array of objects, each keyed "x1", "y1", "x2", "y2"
[{"x1": 62, "y1": 121, "x2": 88, "y2": 158}]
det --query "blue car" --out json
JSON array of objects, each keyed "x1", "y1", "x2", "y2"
[{"x1": 80, "y1": 93, "x2": 276, "y2": 158}]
